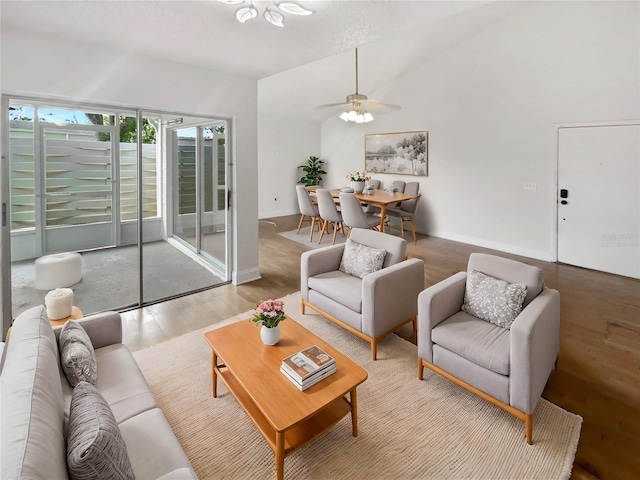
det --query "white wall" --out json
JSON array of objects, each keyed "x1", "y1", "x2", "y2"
[
  {"x1": 1, "y1": 28, "x2": 260, "y2": 284},
  {"x1": 257, "y1": 117, "x2": 320, "y2": 219},
  {"x1": 321, "y1": 1, "x2": 639, "y2": 261}
]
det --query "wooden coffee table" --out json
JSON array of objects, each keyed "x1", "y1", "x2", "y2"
[{"x1": 204, "y1": 317, "x2": 368, "y2": 480}]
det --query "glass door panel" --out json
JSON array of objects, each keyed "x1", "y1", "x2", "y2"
[
  {"x1": 200, "y1": 123, "x2": 227, "y2": 270},
  {"x1": 173, "y1": 127, "x2": 197, "y2": 249}
]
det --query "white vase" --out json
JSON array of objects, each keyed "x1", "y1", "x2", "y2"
[
  {"x1": 260, "y1": 325, "x2": 280, "y2": 345},
  {"x1": 351, "y1": 181, "x2": 365, "y2": 193}
]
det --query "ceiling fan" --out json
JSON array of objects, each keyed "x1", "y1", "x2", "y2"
[{"x1": 317, "y1": 48, "x2": 401, "y2": 123}]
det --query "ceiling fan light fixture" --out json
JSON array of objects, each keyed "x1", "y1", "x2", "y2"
[
  {"x1": 363, "y1": 112, "x2": 374, "y2": 123},
  {"x1": 276, "y1": 2, "x2": 314, "y2": 16},
  {"x1": 236, "y1": 5, "x2": 258, "y2": 23}
]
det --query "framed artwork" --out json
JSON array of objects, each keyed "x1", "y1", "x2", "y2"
[{"x1": 364, "y1": 131, "x2": 428, "y2": 176}]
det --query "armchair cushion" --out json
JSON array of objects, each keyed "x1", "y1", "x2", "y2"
[
  {"x1": 432, "y1": 311, "x2": 510, "y2": 375},
  {"x1": 462, "y1": 269, "x2": 527, "y2": 329},
  {"x1": 308, "y1": 271, "x2": 362, "y2": 312},
  {"x1": 339, "y1": 238, "x2": 386, "y2": 279}
]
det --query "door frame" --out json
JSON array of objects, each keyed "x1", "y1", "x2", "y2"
[{"x1": 554, "y1": 119, "x2": 640, "y2": 264}]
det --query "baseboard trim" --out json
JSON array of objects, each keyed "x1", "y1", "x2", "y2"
[
  {"x1": 233, "y1": 267, "x2": 261, "y2": 285},
  {"x1": 431, "y1": 231, "x2": 555, "y2": 262}
]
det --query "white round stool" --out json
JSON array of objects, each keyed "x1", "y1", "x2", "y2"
[{"x1": 34, "y1": 252, "x2": 83, "y2": 290}]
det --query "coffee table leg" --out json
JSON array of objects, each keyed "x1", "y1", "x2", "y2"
[
  {"x1": 276, "y1": 430, "x2": 285, "y2": 480},
  {"x1": 350, "y1": 388, "x2": 359, "y2": 437},
  {"x1": 211, "y1": 351, "x2": 218, "y2": 398}
]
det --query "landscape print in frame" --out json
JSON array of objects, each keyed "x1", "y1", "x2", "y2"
[{"x1": 365, "y1": 131, "x2": 428, "y2": 176}]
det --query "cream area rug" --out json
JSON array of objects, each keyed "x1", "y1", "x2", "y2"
[
  {"x1": 132, "y1": 292, "x2": 582, "y2": 480},
  {"x1": 278, "y1": 226, "x2": 348, "y2": 249}
]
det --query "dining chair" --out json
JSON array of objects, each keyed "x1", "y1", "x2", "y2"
[
  {"x1": 386, "y1": 182, "x2": 420, "y2": 242},
  {"x1": 295, "y1": 185, "x2": 322, "y2": 241},
  {"x1": 364, "y1": 179, "x2": 382, "y2": 214},
  {"x1": 339, "y1": 192, "x2": 380, "y2": 233},
  {"x1": 316, "y1": 189, "x2": 345, "y2": 245}
]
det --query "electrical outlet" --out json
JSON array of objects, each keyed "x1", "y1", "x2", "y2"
[{"x1": 524, "y1": 183, "x2": 537, "y2": 191}]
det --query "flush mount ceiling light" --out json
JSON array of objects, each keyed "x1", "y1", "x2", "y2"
[{"x1": 219, "y1": 1, "x2": 314, "y2": 27}]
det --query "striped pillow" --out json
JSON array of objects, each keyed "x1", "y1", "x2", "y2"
[
  {"x1": 59, "y1": 320, "x2": 97, "y2": 387},
  {"x1": 67, "y1": 382, "x2": 134, "y2": 480}
]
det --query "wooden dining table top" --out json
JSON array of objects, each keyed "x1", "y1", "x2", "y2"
[{"x1": 328, "y1": 188, "x2": 419, "y2": 206}]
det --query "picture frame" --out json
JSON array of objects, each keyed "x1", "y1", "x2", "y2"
[{"x1": 364, "y1": 131, "x2": 428, "y2": 176}]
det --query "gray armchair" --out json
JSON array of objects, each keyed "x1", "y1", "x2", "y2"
[
  {"x1": 417, "y1": 253, "x2": 560, "y2": 444},
  {"x1": 302, "y1": 228, "x2": 424, "y2": 360}
]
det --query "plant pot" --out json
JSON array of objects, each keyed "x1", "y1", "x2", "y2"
[
  {"x1": 350, "y1": 181, "x2": 365, "y2": 193},
  {"x1": 260, "y1": 325, "x2": 280, "y2": 346}
]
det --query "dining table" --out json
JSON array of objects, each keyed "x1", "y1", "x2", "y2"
[{"x1": 329, "y1": 188, "x2": 419, "y2": 233}]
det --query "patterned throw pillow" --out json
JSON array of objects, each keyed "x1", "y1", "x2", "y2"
[
  {"x1": 67, "y1": 382, "x2": 135, "y2": 480},
  {"x1": 59, "y1": 320, "x2": 98, "y2": 387},
  {"x1": 339, "y1": 238, "x2": 387, "y2": 279},
  {"x1": 462, "y1": 269, "x2": 528, "y2": 329}
]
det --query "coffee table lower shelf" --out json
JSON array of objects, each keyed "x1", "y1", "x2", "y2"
[{"x1": 217, "y1": 365, "x2": 352, "y2": 456}]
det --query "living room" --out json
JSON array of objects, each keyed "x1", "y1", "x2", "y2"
[{"x1": 1, "y1": 1, "x2": 638, "y2": 479}]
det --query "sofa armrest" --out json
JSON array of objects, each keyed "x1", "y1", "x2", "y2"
[
  {"x1": 300, "y1": 244, "x2": 345, "y2": 300},
  {"x1": 417, "y1": 271, "x2": 467, "y2": 362},
  {"x1": 54, "y1": 311, "x2": 123, "y2": 349},
  {"x1": 361, "y1": 258, "x2": 424, "y2": 338},
  {"x1": 510, "y1": 287, "x2": 560, "y2": 413}
]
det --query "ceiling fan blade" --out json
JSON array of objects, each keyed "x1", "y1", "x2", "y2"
[
  {"x1": 360, "y1": 101, "x2": 402, "y2": 113},
  {"x1": 315, "y1": 102, "x2": 351, "y2": 110}
]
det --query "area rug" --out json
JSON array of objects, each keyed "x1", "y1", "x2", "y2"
[
  {"x1": 132, "y1": 292, "x2": 582, "y2": 480},
  {"x1": 278, "y1": 226, "x2": 347, "y2": 249}
]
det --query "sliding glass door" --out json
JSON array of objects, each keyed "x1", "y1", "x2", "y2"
[{"x1": 3, "y1": 97, "x2": 232, "y2": 323}]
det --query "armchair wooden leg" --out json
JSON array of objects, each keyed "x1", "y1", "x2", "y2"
[
  {"x1": 525, "y1": 414, "x2": 533, "y2": 445},
  {"x1": 418, "y1": 358, "x2": 424, "y2": 380},
  {"x1": 371, "y1": 340, "x2": 378, "y2": 361},
  {"x1": 301, "y1": 298, "x2": 306, "y2": 314}
]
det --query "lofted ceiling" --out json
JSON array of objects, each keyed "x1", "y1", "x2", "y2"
[{"x1": 1, "y1": 0, "x2": 520, "y2": 122}]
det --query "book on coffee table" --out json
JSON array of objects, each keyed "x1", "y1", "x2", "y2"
[
  {"x1": 281, "y1": 345, "x2": 335, "y2": 383},
  {"x1": 280, "y1": 363, "x2": 337, "y2": 391}
]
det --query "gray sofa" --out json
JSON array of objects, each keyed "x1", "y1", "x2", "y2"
[{"x1": 1, "y1": 305, "x2": 196, "y2": 479}]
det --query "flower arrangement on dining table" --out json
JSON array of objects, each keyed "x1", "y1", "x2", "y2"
[
  {"x1": 346, "y1": 171, "x2": 371, "y2": 182},
  {"x1": 252, "y1": 299, "x2": 286, "y2": 328}
]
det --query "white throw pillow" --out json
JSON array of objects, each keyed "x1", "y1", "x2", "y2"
[
  {"x1": 339, "y1": 239, "x2": 387, "y2": 279},
  {"x1": 462, "y1": 269, "x2": 527, "y2": 329}
]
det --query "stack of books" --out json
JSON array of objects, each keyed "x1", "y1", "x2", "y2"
[{"x1": 280, "y1": 345, "x2": 336, "y2": 391}]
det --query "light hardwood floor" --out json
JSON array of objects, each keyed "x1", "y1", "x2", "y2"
[{"x1": 120, "y1": 215, "x2": 640, "y2": 480}]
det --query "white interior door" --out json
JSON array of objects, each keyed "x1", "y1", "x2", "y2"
[{"x1": 557, "y1": 123, "x2": 640, "y2": 279}]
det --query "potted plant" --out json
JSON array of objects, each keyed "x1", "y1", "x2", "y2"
[
  {"x1": 298, "y1": 156, "x2": 326, "y2": 187},
  {"x1": 346, "y1": 170, "x2": 371, "y2": 193},
  {"x1": 252, "y1": 299, "x2": 286, "y2": 345}
]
